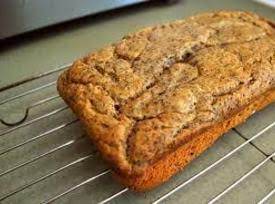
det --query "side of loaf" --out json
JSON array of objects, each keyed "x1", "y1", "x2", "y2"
[{"x1": 57, "y1": 11, "x2": 275, "y2": 190}]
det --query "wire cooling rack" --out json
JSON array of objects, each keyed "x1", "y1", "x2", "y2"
[{"x1": 0, "y1": 64, "x2": 274, "y2": 204}]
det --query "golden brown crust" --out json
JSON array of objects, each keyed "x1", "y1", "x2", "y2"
[
  {"x1": 57, "y1": 10, "x2": 275, "y2": 180},
  {"x1": 114, "y1": 89, "x2": 275, "y2": 191}
]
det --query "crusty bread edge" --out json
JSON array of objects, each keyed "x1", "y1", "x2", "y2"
[{"x1": 113, "y1": 89, "x2": 275, "y2": 191}]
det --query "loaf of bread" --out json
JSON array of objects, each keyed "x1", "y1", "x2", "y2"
[{"x1": 57, "y1": 11, "x2": 275, "y2": 191}]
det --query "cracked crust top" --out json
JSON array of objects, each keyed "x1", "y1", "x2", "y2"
[{"x1": 57, "y1": 11, "x2": 275, "y2": 175}]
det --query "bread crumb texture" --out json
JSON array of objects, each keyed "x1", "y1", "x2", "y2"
[{"x1": 58, "y1": 11, "x2": 275, "y2": 175}]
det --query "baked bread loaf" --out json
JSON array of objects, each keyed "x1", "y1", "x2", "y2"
[{"x1": 57, "y1": 11, "x2": 275, "y2": 191}]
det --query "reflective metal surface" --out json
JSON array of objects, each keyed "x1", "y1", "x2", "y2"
[
  {"x1": 0, "y1": 0, "x2": 147, "y2": 39},
  {"x1": 0, "y1": 0, "x2": 275, "y2": 203}
]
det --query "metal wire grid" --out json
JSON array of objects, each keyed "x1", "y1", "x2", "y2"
[{"x1": 0, "y1": 64, "x2": 274, "y2": 204}]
